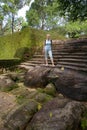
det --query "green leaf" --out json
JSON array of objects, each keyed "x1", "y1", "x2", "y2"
[{"x1": 49, "y1": 112, "x2": 53, "y2": 118}]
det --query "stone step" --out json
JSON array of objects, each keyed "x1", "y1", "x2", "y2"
[
  {"x1": 57, "y1": 61, "x2": 87, "y2": 68},
  {"x1": 21, "y1": 59, "x2": 58, "y2": 66},
  {"x1": 19, "y1": 62, "x2": 87, "y2": 72},
  {"x1": 19, "y1": 62, "x2": 61, "y2": 69},
  {"x1": 56, "y1": 64, "x2": 87, "y2": 72},
  {"x1": 52, "y1": 44, "x2": 87, "y2": 48},
  {"x1": 33, "y1": 57, "x2": 58, "y2": 61},
  {"x1": 26, "y1": 58, "x2": 87, "y2": 65},
  {"x1": 32, "y1": 55, "x2": 87, "y2": 60},
  {"x1": 18, "y1": 39, "x2": 87, "y2": 73},
  {"x1": 21, "y1": 61, "x2": 44, "y2": 65},
  {"x1": 37, "y1": 48, "x2": 87, "y2": 54},
  {"x1": 58, "y1": 58, "x2": 87, "y2": 63},
  {"x1": 34, "y1": 52, "x2": 87, "y2": 56},
  {"x1": 57, "y1": 55, "x2": 87, "y2": 59},
  {"x1": 26, "y1": 60, "x2": 57, "y2": 64}
]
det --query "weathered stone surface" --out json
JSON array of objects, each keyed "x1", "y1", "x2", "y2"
[
  {"x1": 0, "y1": 92, "x2": 17, "y2": 130},
  {"x1": 24, "y1": 66, "x2": 51, "y2": 88},
  {"x1": 4, "y1": 100, "x2": 38, "y2": 130},
  {"x1": 24, "y1": 66, "x2": 87, "y2": 101},
  {"x1": 26, "y1": 98, "x2": 85, "y2": 130},
  {"x1": 0, "y1": 75, "x2": 16, "y2": 91},
  {"x1": 49, "y1": 68, "x2": 87, "y2": 101},
  {"x1": 8, "y1": 72, "x2": 25, "y2": 82},
  {"x1": 0, "y1": 82, "x2": 54, "y2": 130}
]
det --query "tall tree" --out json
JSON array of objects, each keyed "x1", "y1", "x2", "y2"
[
  {"x1": 58, "y1": 0, "x2": 87, "y2": 21},
  {"x1": 0, "y1": 0, "x2": 26, "y2": 34},
  {"x1": 26, "y1": 0, "x2": 59, "y2": 30}
]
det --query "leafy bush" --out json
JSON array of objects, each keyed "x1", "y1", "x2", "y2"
[
  {"x1": 65, "y1": 20, "x2": 87, "y2": 38},
  {"x1": 81, "y1": 117, "x2": 87, "y2": 130},
  {"x1": 0, "y1": 27, "x2": 45, "y2": 59},
  {"x1": 81, "y1": 110, "x2": 87, "y2": 130},
  {"x1": 3, "y1": 84, "x2": 18, "y2": 92}
]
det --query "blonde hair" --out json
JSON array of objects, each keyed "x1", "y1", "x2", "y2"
[{"x1": 46, "y1": 34, "x2": 50, "y2": 37}]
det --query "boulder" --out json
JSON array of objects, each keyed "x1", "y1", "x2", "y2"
[
  {"x1": 8, "y1": 72, "x2": 25, "y2": 82},
  {"x1": 4, "y1": 100, "x2": 38, "y2": 130},
  {"x1": 24, "y1": 66, "x2": 87, "y2": 101},
  {"x1": 0, "y1": 75, "x2": 17, "y2": 91},
  {"x1": 26, "y1": 98, "x2": 85, "y2": 130},
  {"x1": 24, "y1": 66, "x2": 51, "y2": 88},
  {"x1": 0, "y1": 91, "x2": 17, "y2": 130},
  {"x1": 49, "y1": 68, "x2": 87, "y2": 101}
]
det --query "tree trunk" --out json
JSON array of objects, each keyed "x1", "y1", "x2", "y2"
[
  {"x1": 12, "y1": 13, "x2": 14, "y2": 33},
  {"x1": 0, "y1": 20, "x2": 4, "y2": 35}
]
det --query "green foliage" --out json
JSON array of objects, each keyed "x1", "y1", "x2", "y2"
[
  {"x1": 58, "y1": 0, "x2": 87, "y2": 21},
  {"x1": 0, "y1": 27, "x2": 46, "y2": 59},
  {"x1": 49, "y1": 27, "x2": 66, "y2": 39},
  {"x1": 0, "y1": 0, "x2": 26, "y2": 34},
  {"x1": 81, "y1": 118, "x2": 87, "y2": 130},
  {"x1": 4, "y1": 17, "x2": 25, "y2": 34},
  {"x1": 14, "y1": 47, "x2": 30, "y2": 60},
  {"x1": 16, "y1": 95, "x2": 26, "y2": 104},
  {"x1": 81, "y1": 110, "x2": 87, "y2": 130},
  {"x1": 37, "y1": 84, "x2": 56, "y2": 97},
  {"x1": 26, "y1": 0, "x2": 59, "y2": 30},
  {"x1": 2, "y1": 84, "x2": 18, "y2": 92},
  {"x1": 65, "y1": 20, "x2": 87, "y2": 38}
]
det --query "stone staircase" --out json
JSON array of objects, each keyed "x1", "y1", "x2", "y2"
[{"x1": 19, "y1": 38, "x2": 87, "y2": 73}]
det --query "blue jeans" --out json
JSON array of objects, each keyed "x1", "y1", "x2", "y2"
[{"x1": 44, "y1": 45, "x2": 53, "y2": 59}]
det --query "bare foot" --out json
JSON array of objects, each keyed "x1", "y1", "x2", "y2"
[
  {"x1": 46, "y1": 64, "x2": 48, "y2": 66},
  {"x1": 52, "y1": 64, "x2": 55, "y2": 66}
]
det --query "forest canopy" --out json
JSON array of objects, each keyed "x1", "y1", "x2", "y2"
[{"x1": 0, "y1": 0, "x2": 87, "y2": 37}]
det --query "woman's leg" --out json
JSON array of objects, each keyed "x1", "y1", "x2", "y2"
[
  {"x1": 45, "y1": 58, "x2": 48, "y2": 65},
  {"x1": 49, "y1": 50, "x2": 55, "y2": 66},
  {"x1": 45, "y1": 47, "x2": 48, "y2": 65}
]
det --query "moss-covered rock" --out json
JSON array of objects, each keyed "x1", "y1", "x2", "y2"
[
  {"x1": 26, "y1": 98, "x2": 85, "y2": 130},
  {"x1": 0, "y1": 75, "x2": 18, "y2": 92},
  {"x1": 4, "y1": 100, "x2": 38, "y2": 130},
  {"x1": 44, "y1": 83, "x2": 57, "y2": 96}
]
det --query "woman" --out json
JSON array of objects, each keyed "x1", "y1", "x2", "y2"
[{"x1": 43, "y1": 34, "x2": 55, "y2": 66}]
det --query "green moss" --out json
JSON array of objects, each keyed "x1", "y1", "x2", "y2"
[
  {"x1": 0, "y1": 27, "x2": 45, "y2": 60},
  {"x1": 37, "y1": 83, "x2": 57, "y2": 97},
  {"x1": 16, "y1": 95, "x2": 27, "y2": 104},
  {"x1": 81, "y1": 110, "x2": 87, "y2": 130},
  {"x1": 81, "y1": 117, "x2": 87, "y2": 130},
  {"x1": 1, "y1": 84, "x2": 18, "y2": 92},
  {"x1": 44, "y1": 83, "x2": 56, "y2": 96}
]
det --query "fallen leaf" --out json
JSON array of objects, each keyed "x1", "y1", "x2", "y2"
[
  {"x1": 38, "y1": 103, "x2": 42, "y2": 110},
  {"x1": 49, "y1": 112, "x2": 53, "y2": 118},
  {"x1": 61, "y1": 67, "x2": 64, "y2": 71}
]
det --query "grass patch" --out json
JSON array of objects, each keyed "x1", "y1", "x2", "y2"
[
  {"x1": 1, "y1": 84, "x2": 18, "y2": 92},
  {"x1": 81, "y1": 110, "x2": 87, "y2": 130},
  {"x1": 16, "y1": 95, "x2": 27, "y2": 104}
]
